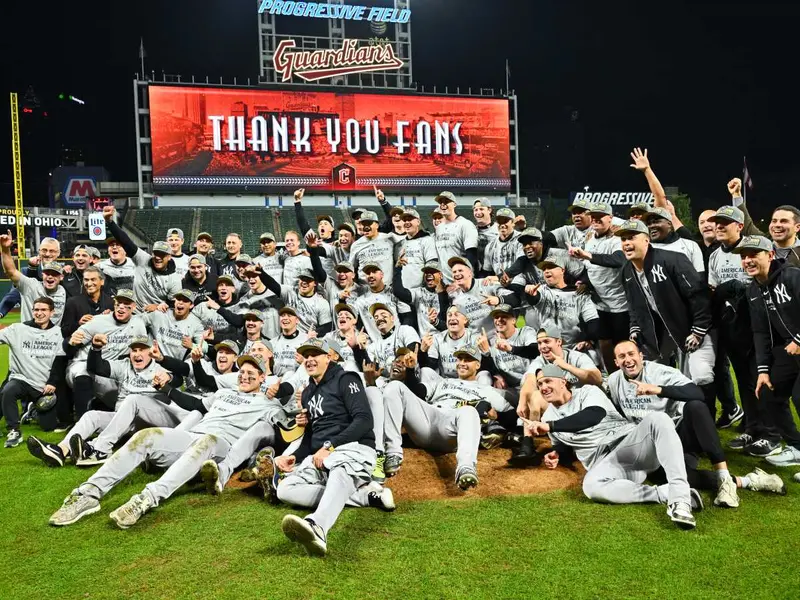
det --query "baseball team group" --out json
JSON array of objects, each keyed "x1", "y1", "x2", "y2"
[{"x1": 1, "y1": 148, "x2": 798, "y2": 556}]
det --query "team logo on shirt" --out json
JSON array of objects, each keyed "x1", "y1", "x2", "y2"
[
  {"x1": 774, "y1": 283, "x2": 792, "y2": 305},
  {"x1": 348, "y1": 381, "x2": 361, "y2": 394},
  {"x1": 651, "y1": 265, "x2": 666, "y2": 283},
  {"x1": 308, "y1": 393, "x2": 325, "y2": 418}
]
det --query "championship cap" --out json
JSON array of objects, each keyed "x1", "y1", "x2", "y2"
[
  {"x1": 389, "y1": 206, "x2": 405, "y2": 218},
  {"x1": 41, "y1": 262, "x2": 63, "y2": 275},
  {"x1": 335, "y1": 303, "x2": 357, "y2": 317},
  {"x1": 236, "y1": 354, "x2": 266, "y2": 373},
  {"x1": 447, "y1": 256, "x2": 473, "y2": 270},
  {"x1": 351, "y1": 207, "x2": 365, "y2": 219},
  {"x1": 188, "y1": 253, "x2": 206, "y2": 265},
  {"x1": 152, "y1": 241, "x2": 171, "y2": 254},
  {"x1": 431, "y1": 207, "x2": 444, "y2": 218},
  {"x1": 278, "y1": 306, "x2": 298, "y2": 317},
  {"x1": 114, "y1": 289, "x2": 136, "y2": 303},
  {"x1": 613, "y1": 219, "x2": 650, "y2": 237},
  {"x1": 297, "y1": 339, "x2": 330, "y2": 357},
  {"x1": 518, "y1": 227, "x2": 543, "y2": 242},
  {"x1": 297, "y1": 269, "x2": 316, "y2": 280},
  {"x1": 473, "y1": 197, "x2": 492, "y2": 208},
  {"x1": 243, "y1": 309, "x2": 265, "y2": 321},
  {"x1": 490, "y1": 304, "x2": 515, "y2": 318},
  {"x1": 196, "y1": 232, "x2": 213, "y2": 242},
  {"x1": 259, "y1": 232, "x2": 276, "y2": 242},
  {"x1": 401, "y1": 208, "x2": 421, "y2": 220},
  {"x1": 536, "y1": 364, "x2": 568, "y2": 380},
  {"x1": 216, "y1": 275, "x2": 236, "y2": 286},
  {"x1": 86, "y1": 246, "x2": 101, "y2": 259},
  {"x1": 317, "y1": 214, "x2": 335, "y2": 226},
  {"x1": 434, "y1": 191, "x2": 457, "y2": 204},
  {"x1": 708, "y1": 205, "x2": 745, "y2": 225},
  {"x1": 537, "y1": 326, "x2": 563, "y2": 340},
  {"x1": 129, "y1": 336, "x2": 151, "y2": 349},
  {"x1": 362, "y1": 262, "x2": 383, "y2": 273},
  {"x1": 338, "y1": 223, "x2": 356, "y2": 235},
  {"x1": 173, "y1": 289, "x2": 196, "y2": 303},
  {"x1": 214, "y1": 340, "x2": 240, "y2": 354},
  {"x1": 335, "y1": 262, "x2": 355, "y2": 273},
  {"x1": 567, "y1": 197, "x2": 591, "y2": 212},
  {"x1": 588, "y1": 202, "x2": 613, "y2": 216},
  {"x1": 369, "y1": 302, "x2": 393, "y2": 316},
  {"x1": 495, "y1": 207, "x2": 516, "y2": 222},
  {"x1": 167, "y1": 228, "x2": 184, "y2": 240},
  {"x1": 359, "y1": 210, "x2": 380, "y2": 223},
  {"x1": 235, "y1": 254, "x2": 253, "y2": 265},
  {"x1": 538, "y1": 255, "x2": 567, "y2": 270},
  {"x1": 327, "y1": 338, "x2": 345, "y2": 360},
  {"x1": 628, "y1": 202, "x2": 652, "y2": 217},
  {"x1": 453, "y1": 345, "x2": 482, "y2": 362},
  {"x1": 72, "y1": 244, "x2": 91, "y2": 256},
  {"x1": 421, "y1": 260, "x2": 442, "y2": 273},
  {"x1": 732, "y1": 235, "x2": 774, "y2": 254},
  {"x1": 395, "y1": 346, "x2": 415, "y2": 357},
  {"x1": 645, "y1": 207, "x2": 673, "y2": 222}
]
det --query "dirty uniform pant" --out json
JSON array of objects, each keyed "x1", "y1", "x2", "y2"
[
  {"x1": 78, "y1": 428, "x2": 230, "y2": 506},
  {"x1": 216, "y1": 420, "x2": 276, "y2": 487}
]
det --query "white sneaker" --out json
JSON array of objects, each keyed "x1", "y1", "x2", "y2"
[
  {"x1": 765, "y1": 446, "x2": 800, "y2": 467},
  {"x1": 713, "y1": 475, "x2": 740, "y2": 508},
  {"x1": 200, "y1": 460, "x2": 223, "y2": 495},
  {"x1": 368, "y1": 487, "x2": 396, "y2": 512},
  {"x1": 746, "y1": 468, "x2": 787, "y2": 495},
  {"x1": 109, "y1": 493, "x2": 154, "y2": 529},
  {"x1": 667, "y1": 502, "x2": 696, "y2": 529},
  {"x1": 49, "y1": 491, "x2": 101, "y2": 526},
  {"x1": 281, "y1": 515, "x2": 327, "y2": 556}
]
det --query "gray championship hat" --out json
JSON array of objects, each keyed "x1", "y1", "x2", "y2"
[
  {"x1": 430, "y1": 207, "x2": 444, "y2": 218},
  {"x1": 216, "y1": 275, "x2": 236, "y2": 286},
  {"x1": 167, "y1": 228, "x2": 184, "y2": 240},
  {"x1": 588, "y1": 202, "x2": 613, "y2": 216},
  {"x1": 152, "y1": 241, "x2": 171, "y2": 254},
  {"x1": 173, "y1": 289, "x2": 196, "y2": 303},
  {"x1": 490, "y1": 303, "x2": 515, "y2": 318},
  {"x1": 129, "y1": 336, "x2": 152, "y2": 349},
  {"x1": 434, "y1": 191, "x2": 457, "y2": 204},
  {"x1": 567, "y1": 197, "x2": 591, "y2": 212},
  {"x1": 628, "y1": 202, "x2": 652, "y2": 216},
  {"x1": 732, "y1": 235, "x2": 774, "y2": 254},
  {"x1": 188, "y1": 253, "x2": 206, "y2": 265},
  {"x1": 214, "y1": 340, "x2": 240, "y2": 354},
  {"x1": 243, "y1": 309, "x2": 265, "y2": 321},
  {"x1": 235, "y1": 254, "x2": 253, "y2": 265},
  {"x1": 495, "y1": 207, "x2": 516, "y2": 222},
  {"x1": 259, "y1": 232, "x2": 276, "y2": 242},
  {"x1": 538, "y1": 254, "x2": 567, "y2": 270},
  {"x1": 327, "y1": 338, "x2": 345, "y2": 360},
  {"x1": 708, "y1": 205, "x2": 745, "y2": 225},
  {"x1": 41, "y1": 261, "x2": 63, "y2": 275},
  {"x1": 401, "y1": 208, "x2": 421, "y2": 220},
  {"x1": 359, "y1": 210, "x2": 380, "y2": 223},
  {"x1": 453, "y1": 344, "x2": 482, "y2": 362},
  {"x1": 86, "y1": 246, "x2": 101, "y2": 259},
  {"x1": 518, "y1": 227, "x2": 543, "y2": 242},
  {"x1": 338, "y1": 223, "x2": 356, "y2": 235},
  {"x1": 297, "y1": 338, "x2": 330, "y2": 357},
  {"x1": 335, "y1": 303, "x2": 357, "y2": 317},
  {"x1": 335, "y1": 261, "x2": 355, "y2": 273},
  {"x1": 613, "y1": 219, "x2": 650, "y2": 237},
  {"x1": 362, "y1": 262, "x2": 383, "y2": 273},
  {"x1": 297, "y1": 269, "x2": 316, "y2": 280},
  {"x1": 645, "y1": 207, "x2": 673, "y2": 222},
  {"x1": 317, "y1": 214, "x2": 335, "y2": 226},
  {"x1": 473, "y1": 197, "x2": 492, "y2": 208},
  {"x1": 536, "y1": 363, "x2": 568, "y2": 379},
  {"x1": 278, "y1": 306, "x2": 298, "y2": 317},
  {"x1": 537, "y1": 326, "x2": 563, "y2": 340},
  {"x1": 114, "y1": 289, "x2": 136, "y2": 303},
  {"x1": 447, "y1": 256, "x2": 473, "y2": 270},
  {"x1": 196, "y1": 231, "x2": 213, "y2": 242},
  {"x1": 369, "y1": 302, "x2": 393, "y2": 316},
  {"x1": 72, "y1": 243, "x2": 91, "y2": 256},
  {"x1": 421, "y1": 260, "x2": 442, "y2": 273},
  {"x1": 236, "y1": 354, "x2": 266, "y2": 372}
]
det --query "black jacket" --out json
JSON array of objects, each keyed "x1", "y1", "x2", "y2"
[
  {"x1": 182, "y1": 271, "x2": 218, "y2": 303},
  {"x1": 747, "y1": 261, "x2": 800, "y2": 374},
  {"x1": 60, "y1": 290, "x2": 115, "y2": 338},
  {"x1": 61, "y1": 264, "x2": 86, "y2": 298},
  {"x1": 596, "y1": 247, "x2": 711, "y2": 359}
]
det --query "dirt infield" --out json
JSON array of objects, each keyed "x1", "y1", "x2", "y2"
[{"x1": 228, "y1": 440, "x2": 585, "y2": 501}]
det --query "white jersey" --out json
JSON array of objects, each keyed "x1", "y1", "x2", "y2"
[
  {"x1": 322, "y1": 330, "x2": 358, "y2": 371},
  {"x1": 402, "y1": 233, "x2": 437, "y2": 289},
  {"x1": 191, "y1": 388, "x2": 285, "y2": 447},
  {"x1": 0, "y1": 323, "x2": 65, "y2": 392},
  {"x1": 349, "y1": 232, "x2": 404, "y2": 286},
  {"x1": 129, "y1": 251, "x2": 183, "y2": 310},
  {"x1": 530, "y1": 286, "x2": 599, "y2": 348},
  {"x1": 428, "y1": 329, "x2": 479, "y2": 379},
  {"x1": 476, "y1": 222, "x2": 499, "y2": 267},
  {"x1": 550, "y1": 224, "x2": 592, "y2": 250},
  {"x1": 708, "y1": 246, "x2": 750, "y2": 287},
  {"x1": 366, "y1": 325, "x2": 421, "y2": 377},
  {"x1": 192, "y1": 302, "x2": 239, "y2": 339},
  {"x1": 72, "y1": 314, "x2": 148, "y2": 362},
  {"x1": 281, "y1": 253, "x2": 313, "y2": 287},
  {"x1": 254, "y1": 253, "x2": 284, "y2": 285},
  {"x1": 141, "y1": 310, "x2": 205, "y2": 360},
  {"x1": 271, "y1": 332, "x2": 308, "y2": 377},
  {"x1": 408, "y1": 286, "x2": 443, "y2": 337},
  {"x1": 322, "y1": 279, "x2": 362, "y2": 331},
  {"x1": 608, "y1": 361, "x2": 692, "y2": 424},
  {"x1": 277, "y1": 286, "x2": 332, "y2": 335},
  {"x1": 545, "y1": 385, "x2": 634, "y2": 470},
  {"x1": 434, "y1": 217, "x2": 479, "y2": 282},
  {"x1": 583, "y1": 233, "x2": 627, "y2": 312},
  {"x1": 483, "y1": 232, "x2": 524, "y2": 277},
  {"x1": 107, "y1": 358, "x2": 169, "y2": 405},
  {"x1": 97, "y1": 258, "x2": 135, "y2": 293},
  {"x1": 653, "y1": 237, "x2": 705, "y2": 273},
  {"x1": 16, "y1": 276, "x2": 66, "y2": 325},
  {"x1": 449, "y1": 279, "x2": 512, "y2": 336},
  {"x1": 487, "y1": 326, "x2": 538, "y2": 385},
  {"x1": 525, "y1": 349, "x2": 597, "y2": 388},
  {"x1": 422, "y1": 372, "x2": 510, "y2": 412},
  {"x1": 171, "y1": 254, "x2": 190, "y2": 278},
  {"x1": 350, "y1": 285, "x2": 411, "y2": 343}
]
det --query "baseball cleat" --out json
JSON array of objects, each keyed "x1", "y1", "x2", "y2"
[
  {"x1": 455, "y1": 466, "x2": 479, "y2": 491},
  {"x1": 383, "y1": 454, "x2": 403, "y2": 478},
  {"x1": 667, "y1": 502, "x2": 696, "y2": 529},
  {"x1": 20, "y1": 403, "x2": 37, "y2": 425},
  {"x1": 480, "y1": 421, "x2": 506, "y2": 450},
  {"x1": 368, "y1": 487, "x2": 396, "y2": 512},
  {"x1": 715, "y1": 406, "x2": 744, "y2": 429},
  {"x1": 713, "y1": 476, "x2": 739, "y2": 508},
  {"x1": 255, "y1": 447, "x2": 279, "y2": 504},
  {"x1": 507, "y1": 437, "x2": 538, "y2": 467},
  {"x1": 200, "y1": 460, "x2": 223, "y2": 495},
  {"x1": 109, "y1": 493, "x2": 154, "y2": 530},
  {"x1": 282, "y1": 515, "x2": 327, "y2": 557},
  {"x1": 4, "y1": 430, "x2": 22, "y2": 448},
  {"x1": 745, "y1": 439, "x2": 782, "y2": 458},
  {"x1": 49, "y1": 491, "x2": 101, "y2": 526},
  {"x1": 728, "y1": 433, "x2": 753, "y2": 450},
  {"x1": 69, "y1": 434, "x2": 87, "y2": 463},
  {"x1": 746, "y1": 468, "x2": 786, "y2": 495},
  {"x1": 372, "y1": 452, "x2": 386, "y2": 483},
  {"x1": 76, "y1": 449, "x2": 110, "y2": 467},
  {"x1": 27, "y1": 436, "x2": 65, "y2": 467},
  {"x1": 765, "y1": 445, "x2": 800, "y2": 467}
]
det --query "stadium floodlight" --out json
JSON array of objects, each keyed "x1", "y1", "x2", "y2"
[{"x1": 69, "y1": 96, "x2": 85, "y2": 105}]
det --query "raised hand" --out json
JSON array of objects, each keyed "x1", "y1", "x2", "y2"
[
  {"x1": 69, "y1": 331, "x2": 86, "y2": 347},
  {"x1": 203, "y1": 327, "x2": 214, "y2": 341},
  {"x1": 152, "y1": 371, "x2": 171, "y2": 389},
  {"x1": 420, "y1": 332, "x2": 434, "y2": 353},
  {"x1": 0, "y1": 230, "x2": 13, "y2": 249},
  {"x1": 362, "y1": 360, "x2": 379, "y2": 386},
  {"x1": 102, "y1": 205, "x2": 116, "y2": 222},
  {"x1": 305, "y1": 231, "x2": 319, "y2": 248},
  {"x1": 373, "y1": 185, "x2": 385, "y2": 202},
  {"x1": 190, "y1": 344, "x2": 204, "y2": 363},
  {"x1": 480, "y1": 294, "x2": 500, "y2": 307},
  {"x1": 402, "y1": 346, "x2": 419, "y2": 369},
  {"x1": 568, "y1": 245, "x2": 591, "y2": 260},
  {"x1": 294, "y1": 188, "x2": 305, "y2": 203},
  {"x1": 524, "y1": 283, "x2": 541, "y2": 297},
  {"x1": 28, "y1": 256, "x2": 40, "y2": 266},
  {"x1": 482, "y1": 276, "x2": 499, "y2": 286},
  {"x1": 427, "y1": 307, "x2": 439, "y2": 324},
  {"x1": 204, "y1": 299, "x2": 220, "y2": 311},
  {"x1": 356, "y1": 328, "x2": 369, "y2": 349},
  {"x1": 496, "y1": 338, "x2": 512, "y2": 353},
  {"x1": 150, "y1": 340, "x2": 164, "y2": 361},
  {"x1": 476, "y1": 327, "x2": 490, "y2": 353},
  {"x1": 629, "y1": 147, "x2": 650, "y2": 171},
  {"x1": 395, "y1": 248, "x2": 408, "y2": 268},
  {"x1": 727, "y1": 178, "x2": 742, "y2": 198},
  {"x1": 91, "y1": 333, "x2": 108, "y2": 348},
  {"x1": 182, "y1": 335, "x2": 193, "y2": 350},
  {"x1": 62, "y1": 264, "x2": 73, "y2": 274},
  {"x1": 266, "y1": 377, "x2": 282, "y2": 399},
  {"x1": 306, "y1": 326, "x2": 318, "y2": 340}
]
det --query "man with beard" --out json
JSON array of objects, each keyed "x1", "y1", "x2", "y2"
[
  {"x1": 446, "y1": 257, "x2": 516, "y2": 337},
  {"x1": 482, "y1": 208, "x2": 523, "y2": 278},
  {"x1": 60, "y1": 266, "x2": 114, "y2": 338},
  {"x1": 473, "y1": 198, "x2": 498, "y2": 270},
  {"x1": 181, "y1": 254, "x2": 217, "y2": 301},
  {"x1": 399, "y1": 208, "x2": 437, "y2": 289},
  {"x1": 348, "y1": 262, "x2": 413, "y2": 340},
  {"x1": 61, "y1": 245, "x2": 95, "y2": 298},
  {"x1": 102, "y1": 207, "x2": 182, "y2": 311},
  {"x1": 98, "y1": 238, "x2": 135, "y2": 296},
  {"x1": 432, "y1": 191, "x2": 479, "y2": 281},
  {"x1": 254, "y1": 262, "x2": 332, "y2": 336},
  {"x1": 166, "y1": 228, "x2": 190, "y2": 278},
  {"x1": 352, "y1": 304, "x2": 420, "y2": 380},
  {"x1": 0, "y1": 232, "x2": 66, "y2": 325},
  {"x1": 349, "y1": 210, "x2": 404, "y2": 286},
  {"x1": 419, "y1": 306, "x2": 480, "y2": 380},
  {"x1": 141, "y1": 290, "x2": 205, "y2": 360},
  {"x1": 393, "y1": 260, "x2": 450, "y2": 337},
  {"x1": 218, "y1": 233, "x2": 244, "y2": 278},
  {"x1": 645, "y1": 208, "x2": 705, "y2": 274},
  {"x1": 253, "y1": 232, "x2": 284, "y2": 283}
]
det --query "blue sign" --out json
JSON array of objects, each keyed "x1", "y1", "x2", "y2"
[{"x1": 258, "y1": 0, "x2": 411, "y2": 23}]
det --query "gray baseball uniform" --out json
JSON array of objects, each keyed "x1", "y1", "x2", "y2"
[
  {"x1": 483, "y1": 232, "x2": 524, "y2": 277},
  {"x1": 583, "y1": 234, "x2": 627, "y2": 312},
  {"x1": 129, "y1": 251, "x2": 183, "y2": 309},
  {"x1": 141, "y1": 310, "x2": 205, "y2": 360},
  {"x1": 525, "y1": 349, "x2": 597, "y2": 388},
  {"x1": 349, "y1": 232, "x2": 405, "y2": 285},
  {"x1": 652, "y1": 238, "x2": 705, "y2": 273},
  {"x1": 0, "y1": 322, "x2": 64, "y2": 392},
  {"x1": 434, "y1": 217, "x2": 479, "y2": 282},
  {"x1": 402, "y1": 234, "x2": 437, "y2": 289},
  {"x1": 708, "y1": 247, "x2": 751, "y2": 287},
  {"x1": 529, "y1": 286, "x2": 599, "y2": 348},
  {"x1": 428, "y1": 329, "x2": 479, "y2": 379},
  {"x1": 15, "y1": 276, "x2": 66, "y2": 325},
  {"x1": 607, "y1": 361, "x2": 692, "y2": 425}
]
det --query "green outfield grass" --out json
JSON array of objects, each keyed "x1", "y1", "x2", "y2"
[{"x1": 0, "y1": 313, "x2": 798, "y2": 600}]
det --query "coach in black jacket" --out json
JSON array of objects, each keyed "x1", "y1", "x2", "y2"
[{"x1": 738, "y1": 236, "x2": 800, "y2": 466}]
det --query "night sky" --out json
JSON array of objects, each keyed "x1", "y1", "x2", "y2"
[{"x1": 2, "y1": 0, "x2": 798, "y2": 218}]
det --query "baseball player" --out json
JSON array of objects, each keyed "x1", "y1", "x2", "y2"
[
  {"x1": 166, "y1": 227, "x2": 190, "y2": 278},
  {"x1": 473, "y1": 198, "x2": 498, "y2": 268},
  {"x1": 348, "y1": 262, "x2": 413, "y2": 340},
  {"x1": 271, "y1": 307, "x2": 309, "y2": 377},
  {"x1": 399, "y1": 208, "x2": 437, "y2": 289},
  {"x1": 419, "y1": 306, "x2": 480, "y2": 380},
  {"x1": 393, "y1": 260, "x2": 451, "y2": 337},
  {"x1": 140, "y1": 290, "x2": 205, "y2": 360},
  {"x1": 349, "y1": 210, "x2": 405, "y2": 286},
  {"x1": 352, "y1": 304, "x2": 420, "y2": 379},
  {"x1": 482, "y1": 207, "x2": 523, "y2": 278},
  {"x1": 433, "y1": 191, "x2": 480, "y2": 281},
  {"x1": 97, "y1": 238, "x2": 135, "y2": 297},
  {"x1": 446, "y1": 256, "x2": 516, "y2": 336}
]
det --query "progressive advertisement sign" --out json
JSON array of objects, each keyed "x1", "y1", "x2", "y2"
[{"x1": 149, "y1": 85, "x2": 511, "y2": 192}]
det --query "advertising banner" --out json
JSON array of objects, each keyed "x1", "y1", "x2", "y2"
[{"x1": 149, "y1": 85, "x2": 511, "y2": 192}]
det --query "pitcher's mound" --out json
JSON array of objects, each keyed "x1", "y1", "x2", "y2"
[{"x1": 385, "y1": 446, "x2": 584, "y2": 501}]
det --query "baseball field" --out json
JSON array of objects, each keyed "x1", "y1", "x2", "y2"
[{"x1": 0, "y1": 314, "x2": 797, "y2": 600}]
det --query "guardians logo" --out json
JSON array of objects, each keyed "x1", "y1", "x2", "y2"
[{"x1": 273, "y1": 38, "x2": 404, "y2": 82}]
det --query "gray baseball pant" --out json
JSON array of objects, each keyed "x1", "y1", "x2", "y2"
[
  {"x1": 78, "y1": 427, "x2": 230, "y2": 506},
  {"x1": 216, "y1": 420, "x2": 276, "y2": 487},
  {"x1": 582, "y1": 412, "x2": 691, "y2": 506},
  {"x1": 366, "y1": 387, "x2": 385, "y2": 453},
  {"x1": 90, "y1": 393, "x2": 187, "y2": 454},
  {"x1": 382, "y1": 380, "x2": 480, "y2": 471},
  {"x1": 62, "y1": 411, "x2": 115, "y2": 448}
]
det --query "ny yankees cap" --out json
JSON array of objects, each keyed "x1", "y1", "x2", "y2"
[
  {"x1": 537, "y1": 363, "x2": 567, "y2": 380},
  {"x1": 495, "y1": 207, "x2": 516, "y2": 222},
  {"x1": 338, "y1": 223, "x2": 356, "y2": 235},
  {"x1": 214, "y1": 340, "x2": 240, "y2": 354},
  {"x1": 217, "y1": 275, "x2": 236, "y2": 286},
  {"x1": 473, "y1": 197, "x2": 492, "y2": 208},
  {"x1": 453, "y1": 345, "x2": 482, "y2": 362},
  {"x1": 369, "y1": 302, "x2": 393, "y2": 316},
  {"x1": 152, "y1": 241, "x2": 171, "y2": 254},
  {"x1": 539, "y1": 254, "x2": 567, "y2": 270},
  {"x1": 129, "y1": 336, "x2": 151, "y2": 349},
  {"x1": 189, "y1": 253, "x2": 206, "y2": 265},
  {"x1": 490, "y1": 303, "x2": 515, "y2": 318},
  {"x1": 317, "y1": 214, "x2": 335, "y2": 226},
  {"x1": 519, "y1": 227, "x2": 543, "y2": 242},
  {"x1": 237, "y1": 354, "x2": 266, "y2": 372},
  {"x1": 167, "y1": 228, "x2": 184, "y2": 240},
  {"x1": 259, "y1": 232, "x2": 276, "y2": 242},
  {"x1": 588, "y1": 202, "x2": 613, "y2": 216},
  {"x1": 401, "y1": 208, "x2": 421, "y2": 220},
  {"x1": 114, "y1": 289, "x2": 136, "y2": 303},
  {"x1": 732, "y1": 235, "x2": 773, "y2": 254},
  {"x1": 298, "y1": 269, "x2": 316, "y2": 280},
  {"x1": 389, "y1": 206, "x2": 405, "y2": 217},
  {"x1": 628, "y1": 202, "x2": 652, "y2": 216},
  {"x1": 709, "y1": 205, "x2": 745, "y2": 225},
  {"x1": 421, "y1": 260, "x2": 442, "y2": 273},
  {"x1": 430, "y1": 207, "x2": 444, "y2": 218},
  {"x1": 41, "y1": 262, "x2": 63, "y2": 275},
  {"x1": 173, "y1": 289, "x2": 197, "y2": 303},
  {"x1": 448, "y1": 256, "x2": 473, "y2": 270},
  {"x1": 278, "y1": 306, "x2": 299, "y2": 317},
  {"x1": 537, "y1": 326, "x2": 563, "y2": 340},
  {"x1": 435, "y1": 191, "x2": 457, "y2": 204},
  {"x1": 567, "y1": 197, "x2": 591, "y2": 212},
  {"x1": 235, "y1": 254, "x2": 253, "y2": 265},
  {"x1": 335, "y1": 302, "x2": 356, "y2": 316},
  {"x1": 196, "y1": 231, "x2": 213, "y2": 242},
  {"x1": 613, "y1": 219, "x2": 650, "y2": 237},
  {"x1": 359, "y1": 210, "x2": 380, "y2": 223},
  {"x1": 297, "y1": 338, "x2": 330, "y2": 357},
  {"x1": 335, "y1": 261, "x2": 355, "y2": 273},
  {"x1": 243, "y1": 309, "x2": 265, "y2": 321},
  {"x1": 645, "y1": 207, "x2": 673, "y2": 223},
  {"x1": 362, "y1": 262, "x2": 383, "y2": 273}
]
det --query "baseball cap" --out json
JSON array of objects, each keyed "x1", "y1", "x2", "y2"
[
  {"x1": 401, "y1": 208, "x2": 421, "y2": 220},
  {"x1": 453, "y1": 345, "x2": 482, "y2": 362},
  {"x1": 338, "y1": 223, "x2": 356, "y2": 235},
  {"x1": 196, "y1": 232, "x2": 213, "y2": 242},
  {"x1": 538, "y1": 255, "x2": 566, "y2": 270},
  {"x1": 362, "y1": 262, "x2": 383, "y2": 273},
  {"x1": 359, "y1": 210, "x2": 380, "y2": 223},
  {"x1": 473, "y1": 197, "x2": 492, "y2": 208},
  {"x1": 431, "y1": 208, "x2": 444, "y2": 218},
  {"x1": 568, "y1": 198, "x2": 591, "y2": 212},
  {"x1": 588, "y1": 202, "x2": 613, "y2": 216},
  {"x1": 613, "y1": 219, "x2": 650, "y2": 237},
  {"x1": 395, "y1": 346, "x2": 415, "y2": 357},
  {"x1": 645, "y1": 207, "x2": 673, "y2": 222},
  {"x1": 114, "y1": 289, "x2": 136, "y2": 303},
  {"x1": 369, "y1": 302, "x2": 393, "y2": 316},
  {"x1": 335, "y1": 262, "x2": 355, "y2": 273},
  {"x1": 243, "y1": 309, "x2": 265, "y2": 321},
  {"x1": 708, "y1": 205, "x2": 745, "y2": 225},
  {"x1": 217, "y1": 275, "x2": 236, "y2": 286},
  {"x1": 317, "y1": 215, "x2": 335, "y2": 226},
  {"x1": 628, "y1": 203, "x2": 652, "y2": 216},
  {"x1": 214, "y1": 340, "x2": 240, "y2": 354},
  {"x1": 448, "y1": 256, "x2": 472, "y2": 270},
  {"x1": 278, "y1": 306, "x2": 299, "y2": 317},
  {"x1": 537, "y1": 326, "x2": 563, "y2": 340},
  {"x1": 421, "y1": 260, "x2": 442, "y2": 274},
  {"x1": 167, "y1": 228, "x2": 184, "y2": 240},
  {"x1": 188, "y1": 253, "x2": 206, "y2": 265},
  {"x1": 41, "y1": 262, "x2": 63, "y2": 275},
  {"x1": 297, "y1": 269, "x2": 316, "y2": 280},
  {"x1": 335, "y1": 303, "x2": 357, "y2": 317},
  {"x1": 351, "y1": 207, "x2": 365, "y2": 219},
  {"x1": 434, "y1": 191, "x2": 457, "y2": 204},
  {"x1": 389, "y1": 206, "x2": 405, "y2": 218},
  {"x1": 495, "y1": 207, "x2": 516, "y2": 222},
  {"x1": 236, "y1": 354, "x2": 266, "y2": 372},
  {"x1": 86, "y1": 246, "x2": 101, "y2": 259},
  {"x1": 490, "y1": 304, "x2": 515, "y2": 318},
  {"x1": 297, "y1": 339, "x2": 330, "y2": 357},
  {"x1": 259, "y1": 232, "x2": 276, "y2": 242},
  {"x1": 129, "y1": 336, "x2": 151, "y2": 349},
  {"x1": 235, "y1": 254, "x2": 253, "y2": 265},
  {"x1": 152, "y1": 241, "x2": 171, "y2": 254},
  {"x1": 518, "y1": 227, "x2": 543, "y2": 242},
  {"x1": 536, "y1": 364, "x2": 567, "y2": 380},
  {"x1": 72, "y1": 244, "x2": 91, "y2": 256},
  {"x1": 327, "y1": 338, "x2": 345, "y2": 360},
  {"x1": 173, "y1": 289, "x2": 196, "y2": 303},
  {"x1": 732, "y1": 235, "x2": 774, "y2": 254}
]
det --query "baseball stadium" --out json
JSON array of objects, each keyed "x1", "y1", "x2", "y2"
[{"x1": 2, "y1": 2, "x2": 799, "y2": 599}]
